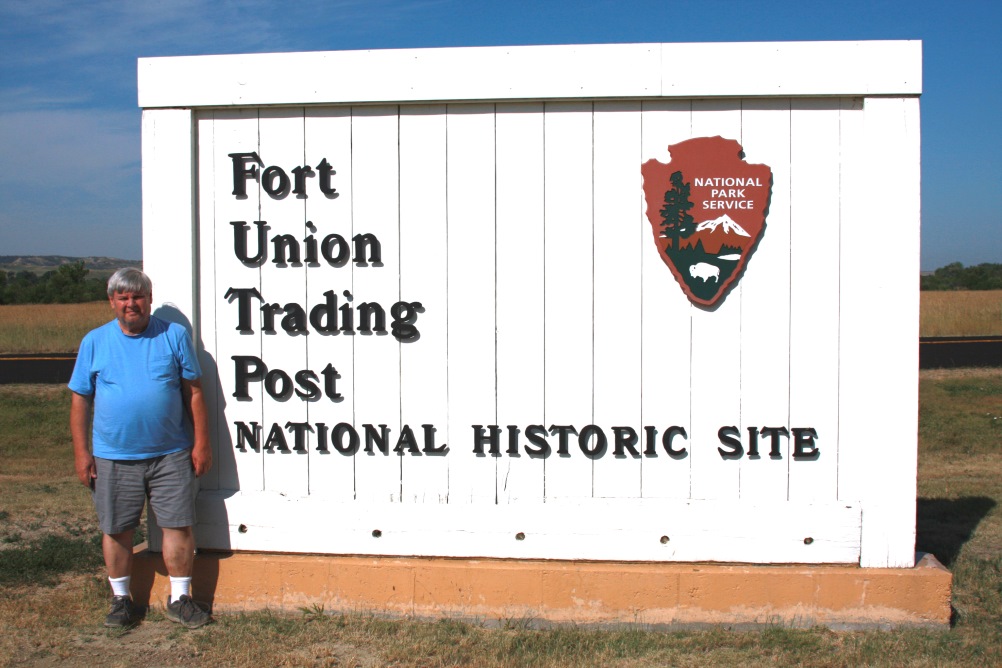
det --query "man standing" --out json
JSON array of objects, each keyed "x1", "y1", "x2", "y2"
[{"x1": 69, "y1": 267, "x2": 212, "y2": 629}]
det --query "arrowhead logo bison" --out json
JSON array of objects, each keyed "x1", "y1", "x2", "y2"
[{"x1": 641, "y1": 136, "x2": 772, "y2": 307}]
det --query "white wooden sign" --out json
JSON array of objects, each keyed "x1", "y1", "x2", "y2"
[{"x1": 139, "y1": 41, "x2": 921, "y2": 567}]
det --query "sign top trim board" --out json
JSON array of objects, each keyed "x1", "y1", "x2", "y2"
[{"x1": 138, "y1": 40, "x2": 921, "y2": 109}]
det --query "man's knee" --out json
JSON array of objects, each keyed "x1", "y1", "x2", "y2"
[
  {"x1": 161, "y1": 526, "x2": 195, "y2": 549},
  {"x1": 105, "y1": 529, "x2": 135, "y2": 545}
]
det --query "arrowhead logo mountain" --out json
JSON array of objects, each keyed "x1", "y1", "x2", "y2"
[{"x1": 641, "y1": 136, "x2": 773, "y2": 307}]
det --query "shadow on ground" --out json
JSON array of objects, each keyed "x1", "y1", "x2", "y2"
[{"x1": 916, "y1": 496, "x2": 996, "y2": 567}]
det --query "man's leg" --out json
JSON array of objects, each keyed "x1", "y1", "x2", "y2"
[
  {"x1": 152, "y1": 451, "x2": 211, "y2": 628},
  {"x1": 93, "y1": 457, "x2": 144, "y2": 628},
  {"x1": 103, "y1": 530, "x2": 135, "y2": 578},
  {"x1": 161, "y1": 526, "x2": 194, "y2": 578},
  {"x1": 161, "y1": 525, "x2": 209, "y2": 627},
  {"x1": 150, "y1": 451, "x2": 197, "y2": 583}
]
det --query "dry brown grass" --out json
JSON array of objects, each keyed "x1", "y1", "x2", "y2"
[
  {"x1": 0, "y1": 302, "x2": 110, "y2": 353},
  {"x1": 921, "y1": 290, "x2": 1002, "y2": 337},
  {"x1": 1, "y1": 376, "x2": 1000, "y2": 666}
]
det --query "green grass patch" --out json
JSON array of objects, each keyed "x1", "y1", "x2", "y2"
[
  {"x1": 919, "y1": 371, "x2": 1002, "y2": 455},
  {"x1": 0, "y1": 386, "x2": 71, "y2": 455},
  {"x1": 0, "y1": 534, "x2": 103, "y2": 586}
]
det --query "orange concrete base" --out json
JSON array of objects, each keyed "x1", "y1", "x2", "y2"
[{"x1": 131, "y1": 547, "x2": 951, "y2": 630}]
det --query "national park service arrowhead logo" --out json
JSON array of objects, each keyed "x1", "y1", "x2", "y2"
[{"x1": 642, "y1": 137, "x2": 772, "y2": 307}]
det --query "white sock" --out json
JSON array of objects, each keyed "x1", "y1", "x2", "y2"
[
  {"x1": 109, "y1": 575, "x2": 131, "y2": 598},
  {"x1": 169, "y1": 576, "x2": 192, "y2": 603}
]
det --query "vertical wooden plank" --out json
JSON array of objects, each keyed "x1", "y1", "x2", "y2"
[
  {"x1": 787, "y1": 99, "x2": 842, "y2": 503},
  {"x1": 255, "y1": 109, "x2": 310, "y2": 496},
  {"x1": 195, "y1": 110, "x2": 221, "y2": 492},
  {"x1": 840, "y1": 96, "x2": 920, "y2": 568},
  {"x1": 837, "y1": 96, "x2": 867, "y2": 547},
  {"x1": 350, "y1": 106, "x2": 402, "y2": 503},
  {"x1": 496, "y1": 103, "x2": 546, "y2": 503},
  {"x1": 399, "y1": 105, "x2": 450, "y2": 503},
  {"x1": 142, "y1": 109, "x2": 196, "y2": 319},
  {"x1": 211, "y1": 108, "x2": 264, "y2": 493},
  {"x1": 304, "y1": 107, "x2": 356, "y2": 502},
  {"x1": 688, "y1": 101, "x2": 743, "y2": 501},
  {"x1": 592, "y1": 101, "x2": 643, "y2": 498},
  {"x1": 445, "y1": 103, "x2": 498, "y2": 504},
  {"x1": 737, "y1": 100, "x2": 793, "y2": 501},
  {"x1": 543, "y1": 102, "x2": 594, "y2": 500},
  {"x1": 640, "y1": 100, "x2": 693, "y2": 499}
]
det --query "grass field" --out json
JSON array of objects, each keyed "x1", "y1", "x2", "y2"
[
  {"x1": 0, "y1": 370, "x2": 999, "y2": 667},
  {"x1": 0, "y1": 302, "x2": 110, "y2": 354},
  {"x1": 0, "y1": 291, "x2": 998, "y2": 354},
  {"x1": 921, "y1": 290, "x2": 1002, "y2": 337}
]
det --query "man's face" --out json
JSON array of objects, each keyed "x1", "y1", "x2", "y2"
[{"x1": 109, "y1": 290, "x2": 152, "y2": 334}]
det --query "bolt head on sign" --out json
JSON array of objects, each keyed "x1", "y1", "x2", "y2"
[{"x1": 641, "y1": 136, "x2": 773, "y2": 307}]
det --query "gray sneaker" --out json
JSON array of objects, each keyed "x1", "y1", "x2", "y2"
[
  {"x1": 165, "y1": 595, "x2": 212, "y2": 629},
  {"x1": 104, "y1": 595, "x2": 137, "y2": 628}
]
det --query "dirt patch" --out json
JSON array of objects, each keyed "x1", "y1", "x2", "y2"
[
  {"x1": 28, "y1": 623, "x2": 191, "y2": 668},
  {"x1": 287, "y1": 641, "x2": 384, "y2": 668}
]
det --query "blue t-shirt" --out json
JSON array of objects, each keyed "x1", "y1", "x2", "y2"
[{"x1": 68, "y1": 316, "x2": 202, "y2": 460}]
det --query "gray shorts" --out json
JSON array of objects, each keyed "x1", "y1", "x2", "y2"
[{"x1": 92, "y1": 449, "x2": 196, "y2": 535}]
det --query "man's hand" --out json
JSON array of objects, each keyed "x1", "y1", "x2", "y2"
[
  {"x1": 181, "y1": 378, "x2": 213, "y2": 477},
  {"x1": 75, "y1": 451, "x2": 97, "y2": 487},
  {"x1": 192, "y1": 442, "x2": 213, "y2": 477},
  {"x1": 70, "y1": 392, "x2": 96, "y2": 487}
]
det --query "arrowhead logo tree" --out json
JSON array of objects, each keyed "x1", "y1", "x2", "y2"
[{"x1": 642, "y1": 136, "x2": 773, "y2": 307}]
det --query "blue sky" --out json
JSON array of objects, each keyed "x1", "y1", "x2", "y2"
[{"x1": 0, "y1": 0, "x2": 999, "y2": 270}]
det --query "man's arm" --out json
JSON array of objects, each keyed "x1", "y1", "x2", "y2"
[
  {"x1": 181, "y1": 378, "x2": 212, "y2": 477},
  {"x1": 70, "y1": 392, "x2": 95, "y2": 487}
]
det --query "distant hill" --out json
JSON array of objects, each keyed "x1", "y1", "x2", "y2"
[{"x1": 0, "y1": 256, "x2": 142, "y2": 279}]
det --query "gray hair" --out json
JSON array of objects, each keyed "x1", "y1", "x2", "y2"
[{"x1": 107, "y1": 267, "x2": 152, "y2": 297}]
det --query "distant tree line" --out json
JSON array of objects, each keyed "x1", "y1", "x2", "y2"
[
  {"x1": 0, "y1": 261, "x2": 107, "y2": 304},
  {"x1": 921, "y1": 263, "x2": 1002, "y2": 291}
]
